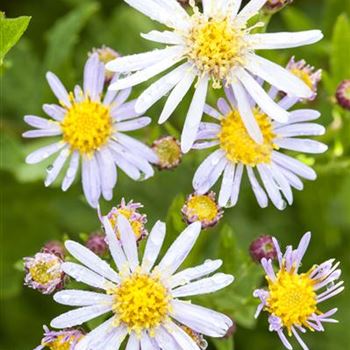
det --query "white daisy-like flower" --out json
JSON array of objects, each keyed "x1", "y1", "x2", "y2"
[
  {"x1": 254, "y1": 232, "x2": 344, "y2": 350},
  {"x1": 106, "y1": 0, "x2": 323, "y2": 152},
  {"x1": 190, "y1": 77, "x2": 328, "y2": 210},
  {"x1": 23, "y1": 53, "x2": 158, "y2": 208},
  {"x1": 50, "y1": 215, "x2": 234, "y2": 350}
]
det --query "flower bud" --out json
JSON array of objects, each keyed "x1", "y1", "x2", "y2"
[
  {"x1": 336, "y1": 80, "x2": 350, "y2": 110},
  {"x1": 42, "y1": 240, "x2": 65, "y2": 259},
  {"x1": 264, "y1": 0, "x2": 293, "y2": 13},
  {"x1": 249, "y1": 235, "x2": 277, "y2": 262},
  {"x1": 152, "y1": 136, "x2": 182, "y2": 170},
  {"x1": 86, "y1": 232, "x2": 108, "y2": 257}
]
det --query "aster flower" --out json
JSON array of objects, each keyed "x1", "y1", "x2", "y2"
[
  {"x1": 106, "y1": 0, "x2": 323, "y2": 152},
  {"x1": 49, "y1": 215, "x2": 234, "y2": 350},
  {"x1": 24, "y1": 252, "x2": 65, "y2": 295},
  {"x1": 23, "y1": 53, "x2": 158, "y2": 208},
  {"x1": 108, "y1": 198, "x2": 148, "y2": 241},
  {"x1": 191, "y1": 75, "x2": 327, "y2": 210},
  {"x1": 182, "y1": 191, "x2": 223, "y2": 228},
  {"x1": 254, "y1": 232, "x2": 344, "y2": 350},
  {"x1": 35, "y1": 326, "x2": 84, "y2": 350}
]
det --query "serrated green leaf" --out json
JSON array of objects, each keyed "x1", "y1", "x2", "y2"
[
  {"x1": 44, "y1": 2, "x2": 99, "y2": 69},
  {"x1": 0, "y1": 12, "x2": 31, "y2": 64},
  {"x1": 331, "y1": 14, "x2": 350, "y2": 83}
]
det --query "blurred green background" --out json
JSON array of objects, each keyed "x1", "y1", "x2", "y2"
[{"x1": 1, "y1": 0, "x2": 350, "y2": 349}]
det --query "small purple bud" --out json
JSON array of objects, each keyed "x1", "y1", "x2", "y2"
[
  {"x1": 42, "y1": 240, "x2": 65, "y2": 259},
  {"x1": 336, "y1": 80, "x2": 350, "y2": 110},
  {"x1": 264, "y1": 0, "x2": 293, "y2": 13},
  {"x1": 249, "y1": 235, "x2": 277, "y2": 262},
  {"x1": 86, "y1": 232, "x2": 108, "y2": 257}
]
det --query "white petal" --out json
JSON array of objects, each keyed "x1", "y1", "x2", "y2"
[
  {"x1": 62, "y1": 151, "x2": 80, "y2": 191},
  {"x1": 272, "y1": 151, "x2": 316, "y2": 180},
  {"x1": 50, "y1": 304, "x2": 112, "y2": 329},
  {"x1": 117, "y1": 214, "x2": 139, "y2": 271},
  {"x1": 26, "y1": 141, "x2": 66, "y2": 164},
  {"x1": 245, "y1": 54, "x2": 313, "y2": 99},
  {"x1": 249, "y1": 30, "x2": 323, "y2": 50},
  {"x1": 181, "y1": 75, "x2": 209, "y2": 153},
  {"x1": 141, "y1": 30, "x2": 184, "y2": 45},
  {"x1": 46, "y1": 72, "x2": 71, "y2": 107},
  {"x1": 275, "y1": 138, "x2": 328, "y2": 154},
  {"x1": 84, "y1": 53, "x2": 105, "y2": 101},
  {"x1": 231, "y1": 80, "x2": 263, "y2": 143},
  {"x1": 230, "y1": 0, "x2": 243, "y2": 18},
  {"x1": 275, "y1": 123, "x2": 325, "y2": 137},
  {"x1": 140, "y1": 332, "x2": 154, "y2": 350},
  {"x1": 171, "y1": 273, "x2": 234, "y2": 297},
  {"x1": 247, "y1": 166, "x2": 268, "y2": 208},
  {"x1": 288, "y1": 109, "x2": 321, "y2": 123},
  {"x1": 158, "y1": 222, "x2": 202, "y2": 276},
  {"x1": 236, "y1": 68, "x2": 289, "y2": 122},
  {"x1": 269, "y1": 163, "x2": 293, "y2": 205},
  {"x1": 65, "y1": 240, "x2": 120, "y2": 283},
  {"x1": 219, "y1": 163, "x2": 235, "y2": 207},
  {"x1": 81, "y1": 157, "x2": 100, "y2": 208},
  {"x1": 126, "y1": 333, "x2": 140, "y2": 350},
  {"x1": 102, "y1": 216, "x2": 129, "y2": 272},
  {"x1": 237, "y1": 0, "x2": 267, "y2": 23},
  {"x1": 43, "y1": 104, "x2": 66, "y2": 121},
  {"x1": 159, "y1": 69, "x2": 196, "y2": 124},
  {"x1": 154, "y1": 327, "x2": 182, "y2": 350},
  {"x1": 111, "y1": 86, "x2": 132, "y2": 107},
  {"x1": 204, "y1": 104, "x2": 221, "y2": 120},
  {"x1": 110, "y1": 54, "x2": 184, "y2": 91},
  {"x1": 24, "y1": 115, "x2": 58, "y2": 129},
  {"x1": 102, "y1": 326, "x2": 128, "y2": 350},
  {"x1": 230, "y1": 163, "x2": 244, "y2": 206},
  {"x1": 142, "y1": 221, "x2": 166, "y2": 273},
  {"x1": 171, "y1": 300, "x2": 232, "y2": 337},
  {"x1": 135, "y1": 63, "x2": 190, "y2": 113},
  {"x1": 111, "y1": 100, "x2": 141, "y2": 121},
  {"x1": 45, "y1": 147, "x2": 70, "y2": 187},
  {"x1": 61, "y1": 262, "x2": 114, "y2": 290},
  {"x1": 116, "y1": 117, "x2": 151, "y2": 131},
  {"x1": 106, "y1": 46, "x2": 183, "y2": 73},
  {"x1": 22, "y1": 129, "x2": 62, "y2": 138},
  {"x1": 165, "y1": 322, "x2": 201, "y2": 350},
  {"x1": 278, "y1": 166, "x2": 304, "y2": 190},
  {"x1": 96, "y1": 148, "x2": 117, "y2": 200},
  {"x1": 54, "y1": 290, "x2": 113, "y2": 307},
  {"x1": 169, "y1": 259, "x2": 222, "y2": 289}
]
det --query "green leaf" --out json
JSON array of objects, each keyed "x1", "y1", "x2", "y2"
[
  {"x1": 44, "y1": 2, "x2": 100, "y2": 69},
  {"x1": 282, "y1": 7, "x2": 316, "y2": 31},
  {"x1": 0, "y1": 12, "x2": 31, "y2": 64},
  {"x1": 211, "y1": 336, "x2": 234, "y2": 350},
  {"x1": 331, "y1": 14, "x2": 350, "y2": 83}
]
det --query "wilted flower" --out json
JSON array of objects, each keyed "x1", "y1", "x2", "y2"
[
  {"x1": 34, "y1": 326, "x2": 84, "y2": 350},
  {"x1": 254, "y1": 232, "x2": 344, "y2": 350},
  {"x1": 336, "y1": 79, "x2": 350, "y2": 110},
  {"x1": 178, "y1": 323, "x2": 208, "y2": 349},
  {"x1": 107, "y1": 0, "x2": 322, "y2": 152},
  {"x1": 152, "y1": 136, "x2": 182, "y2": 170},
  {"x1": 24, "y1": 252, "x2": 65, "y2": 294},
  {"x1": 108, "y1": 198, "x2": 148, "y2": 241},
  {"x1": 49, "y1": 215, "x2": 234, "y2": 349},
  {"x1": 23, "y1": 52, "x2": 158, "y2": 208},
  {"x1": 250, "y1": 235, "x2": 277, "y2": 262},
  {"x1": 42, "y1": 241, "x2": 65, "y2": 259},
  {"x1": 182, "y1": 191, "x2": 223, "y2": 228},
  {"x1": 286, "y1": 56, "x2": 322, "y2": 102},
  {"x1": 86, "y1": 232, "x2": 108, "y2": 257},
  {"x1": 191, "y1": 76, "x2": 327, "y2": 210}
]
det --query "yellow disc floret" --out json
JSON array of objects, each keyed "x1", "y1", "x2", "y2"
[
  {"x1": 44, "y1": 335, "x2": 73, "y2": 350},
  {"x1": 29, "y1": 259, "x2": 61, "y2": 285},
  {"x1": 61, "y1": 98, "x2": 113, "y2": 155},
  {"x1": 187, "y1": 16, "x2": 248, "y2": 86},
  {"x1": 266, "y1": 267, "x2": 318, "y2": 334},
  {"x1": 218, "y1": 110, "x2": 277, "y2": 166},
  {"x1": 110, "y1": 272, "x2": 171, "y2": 334},
  {"x1": 186, "y1": 195, "x2": 218, "y2": 222},
  {"x1": 290, "y1": 68, "x2": 314, "y2": 90}
]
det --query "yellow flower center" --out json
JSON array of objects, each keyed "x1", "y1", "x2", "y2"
[
  {"x1": 60, "y1": 98, "x2": 113, "y2": 155},
  {"x1": 29, "y1": 259, "x2": 61, "y2": 285},
  {"x1": 109, "y1": 209, "x2": 144, "y2": 240},
  {"x1": 266, "y1": 268, "x2": 318, "y2": 333},
  {"x1": 290, "y1": 68, "x2": 314, "y2": 90},
  {"x1": 110, "y1": 272, "x2": 171, "y2": 334},
  {"x1": 186, "y1": 195, "x2": 218, "y2": 222},
  {"x1": 187, "y1": 16, "x2": 247, "y2": 87},
  {"x1": 218, "y1": 110, "x2": 277, "y2": 166}
]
